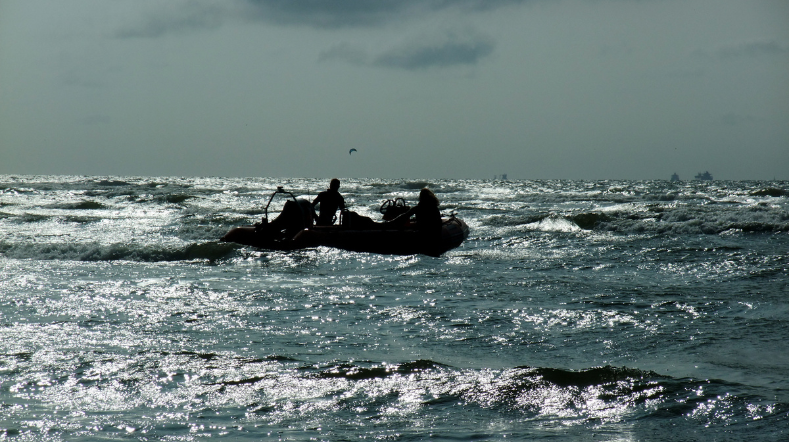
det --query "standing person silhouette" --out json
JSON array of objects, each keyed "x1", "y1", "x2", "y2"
[{"x1": 312, "y1": 178, "x2": 346, "y2": 226}]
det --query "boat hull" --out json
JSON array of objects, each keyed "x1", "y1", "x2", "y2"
[
  {"x1": 221, "y1": 217, "x2": 469, "y2": 257},
  {"x1": 220, "y1": 225, "x2": 303, "y2": 251}
]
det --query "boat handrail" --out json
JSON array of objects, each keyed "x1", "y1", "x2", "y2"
[{"x1": 263, "y1": 186, "x2": 299, "y2": 223}]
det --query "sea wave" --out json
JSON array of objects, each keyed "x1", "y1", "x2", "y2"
[
  {"x1": 481, "y1": 209, "x2": 789, "y2": 235},
  {"x1": 575, "y1": 204, "x2": 789, "y2": 234},
  {"x1": 2, "y1": 175, "x2": 788, "y2": 440},
  {"x1": 0, "y1": 241, "x2": 237, "y2": 262},
  {"x1": 6, "y1": 348, "x2": 783, "y2": 431},
  {"x1": 52, "y1": 200, "x2": 108, "y2": 210}
]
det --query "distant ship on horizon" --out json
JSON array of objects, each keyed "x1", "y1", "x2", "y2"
[
  {"x1": 670, "y1": 172, "x2": 680, "y2": 182},
  {"x1": 694, "y1": 171, "x2": 713, "y2": 181}
]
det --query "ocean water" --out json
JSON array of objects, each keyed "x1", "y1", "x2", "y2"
[{"x1": 1, "y1": 175, "x2": 788, "y2": 441}]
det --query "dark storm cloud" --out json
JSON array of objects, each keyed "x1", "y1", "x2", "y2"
[
  {"x1": 373, "y1": 31, "x2": 495, "y2": 69},
  {"x1": 319, "y1": 29, "x2": 495, "y2": 70},
  {"x1": 243, "y1": 0, "x2": 411, "y2": 28},
  {"x1": 116, "y1": 0, "x2": 528, "y2": 37},
  {"x1": 244, "y1": 0, "x2": 527, "y2": 28}
]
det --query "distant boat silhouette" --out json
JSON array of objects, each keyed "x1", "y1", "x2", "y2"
[
  {"x1": 670, "y1": 172, "x2": 680, "y2": 182},
  {"x1": 694, "y1": 171, "x2": 713, "y2": 181}
]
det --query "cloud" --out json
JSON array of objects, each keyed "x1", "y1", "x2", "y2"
[
  {"x1": 373, "y1": 29, "x2": 495, "y2": 70},
  {"x1": 694, "y1": 39, "x2": 789, "y2": 60},
  {"x1": 243, "y1": 0, "x2": 412, "y2": 28},
  {"x1": 116, "y1": 2, "x2": 226, "y2": 38},
  {"x1": 79, "y1": 115, "x2": 112, "y2": 126},
  {"x1": 320, "y1": 28, "x2": 495, "y2": 70},
  {"x1": 244, "y1": 0, "x2": 526, "y2": 28},
  {"x1": 318, "y1": 43, "x2": 369, "y2": 66},
  {"x1": 718, "y1": 112, "x2": 759, "y2": 127},
  {"x1": 116, "y1": 0, "x2": 527, "y2": 37}
]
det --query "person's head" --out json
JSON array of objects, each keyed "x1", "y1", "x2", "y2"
[
  {"x1": 419, "y1": 188, "x2": 439, "y2": 207},
  {"x1": 329, "y1": 178, "x2": 340, "y2": 191}
]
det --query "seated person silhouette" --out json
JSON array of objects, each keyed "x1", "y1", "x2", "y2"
[{"x1": 389, "y1": 188, "x2": 442, "y2": 236}]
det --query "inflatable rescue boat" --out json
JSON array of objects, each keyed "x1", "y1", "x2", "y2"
[{"x1": 220, "y1": 187, "x2": 469, "y2": 257}]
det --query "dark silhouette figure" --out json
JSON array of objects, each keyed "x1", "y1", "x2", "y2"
[
  {"x1": 390, "y1": 188, "x2": 442, "y2": 237},
  {"x1": 312, "y1": 178, "x2": 346, "y2": 226}
]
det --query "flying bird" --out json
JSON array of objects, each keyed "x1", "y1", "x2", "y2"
[{"x1": 349, "y1": 148, "x2": 357, "y2": 155}]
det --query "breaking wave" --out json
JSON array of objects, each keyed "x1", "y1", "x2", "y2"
[
  {"x1": 0, "y1": 241, "x2": 238, "y2": 262},
  {"x1": 573, "y1": 203, "x2": 789, "y2": 234},
  {"x1": 9, "y1": 347, "x2": 780, "y2": 431},
  {"x1": 482, "y1": 204, "x2": 789, "y2": 235}
]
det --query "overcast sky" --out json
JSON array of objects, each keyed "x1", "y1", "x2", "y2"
[{"x1": 1, "y1": 0, "x2": 787, "y2": 180}]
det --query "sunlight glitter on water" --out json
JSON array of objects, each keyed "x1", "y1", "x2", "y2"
[{"x1": 2, "y1": 176, "x2": 789, "y2": 440}]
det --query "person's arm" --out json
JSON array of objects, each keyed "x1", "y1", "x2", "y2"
[{"x1": 388, "y1": 205, "x2": 416, "y2": 226}]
